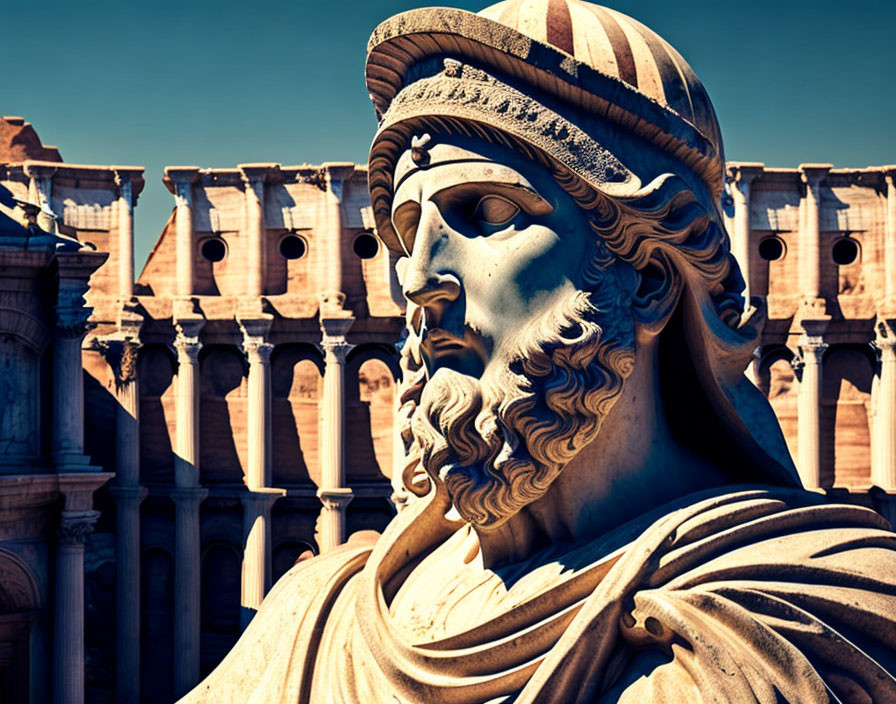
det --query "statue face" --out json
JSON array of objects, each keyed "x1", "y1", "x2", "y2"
[
  {"x1": 391, "y1": 133, "x2": 637, "y2": 529},
  {"x1": 391, "y1": 135, "x2": 597, "y2": 380}
]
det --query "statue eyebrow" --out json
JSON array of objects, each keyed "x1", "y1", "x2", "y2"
[{"x1": 429, "y1": 181, "x2": 554, "y2": 218}]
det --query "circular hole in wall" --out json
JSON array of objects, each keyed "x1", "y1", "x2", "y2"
[
  {"x1": 758, "y1": 236, "x2": 786, "y2": 262},
  {"x1": 279, "y1": 234, "x2": 307, "y2": 260},
  {"x1": 200, "y1": 237, "x2": 227, "y2": 263},
  {"x1": 832, "y1": 237, "x2": 859, "y2": 266},
  {"x1": 353, "y1": 232, "x2": 379, "y2": 259}
]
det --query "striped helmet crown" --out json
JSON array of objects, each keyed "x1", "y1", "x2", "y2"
[{"x1": 478, "y1": 0, "x2": 722, "y2": 168}]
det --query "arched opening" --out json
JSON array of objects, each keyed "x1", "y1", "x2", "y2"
[
  {"x1": 0, "y1": 549, "x2": 39, "y2": 704},
  {"x1": 271, "y1": 346, "x2": 323, "y2": 485},
  {"x1": 138, "y1": 345, "x2": 176, "y2": 482},
  {"x1": 141, "y1": 548, "x2": 174, "y2": 702},
  {"x1": 199, "y1": 346, "x2": 247, "y2": 484},
  {"x1": 822, "y1": 345, "x2": 874, "y2": 487},
  {"x1": 345, "y1": 352, "x2": 398, "y2": 483}
]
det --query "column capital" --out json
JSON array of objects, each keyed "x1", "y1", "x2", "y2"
[
  {"x1": 94, "y1": 335, "x2": 142, "y2": 384},
  {"x1": 164, "y1": 166, "x2": 200, "y2": 185},
  {"x1": 322, "y1": 162, "x2": 355, "y2": 198},
  {"x1": 875, "y1": 317, "x2": 896, "y2": 354},
  {"x1": 799, "y1": 163, "x2": 833, "y2": 188},
  {"x1": 113, "y1": 167, "x2": 145, "y2": 203},
  {"x1": 56, "y1": 278, "x2": 94, "y2": 338},
  {"x1": 317, "y1": 487, "x2": 354, "y2": 511},
  {"x1": 238, "y1": 163, "x2": 279, "y2": 186},
  {"x1": 797, "y1": 334, "x2": 828, "y2": 364},
  {"x1": 320, "y1": 316, "x2": 355, "y2": 361},
  {"x1": 240, "y1": 317, "x2": 274, "y2": 361},
  {"x1": 174, "y1": 319, "x2": 205, "y2": 359},
  {"x1": 164, "y1": 166, "x2": 200, "y2": 205},
  {"x1": 726, "y1": 162, "x2": 764, "y2": 188},
  {"x1": 58, "y1": 509, "x2": 100, "y2": 546},
  {"x1": 24, "y1": 162, "x2": 58, "y2": 181},
  {"x1": 243, "y1": 337, "x2": 274, "y2": 364}
]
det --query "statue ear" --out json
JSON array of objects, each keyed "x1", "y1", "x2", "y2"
[{"x1": 630, "y1": 253, "x2": 682, "y2": 336}]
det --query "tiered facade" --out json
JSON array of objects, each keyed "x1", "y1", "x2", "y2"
[{"x1": 0, "y1": 117, "x2": 894, "y2": 702}]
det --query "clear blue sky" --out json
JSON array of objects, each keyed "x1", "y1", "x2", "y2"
[{"x1": 5, "y1": 0, "x2": 894, "y2": 269}]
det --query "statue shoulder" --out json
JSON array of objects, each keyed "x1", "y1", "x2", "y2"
[
  {"x1": 537, "y1": 488, "x2": 896, "y2": 704},
  {"x1": 179, "y1": 542, "x2": 374, "y2": 704}
]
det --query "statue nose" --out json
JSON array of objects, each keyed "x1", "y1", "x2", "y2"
[{"x1": 402, "y1": 271, "x2": 461, "y2": 307}]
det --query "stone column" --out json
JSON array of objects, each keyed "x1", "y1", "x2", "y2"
[
  {"x1": 53, "y1": 254, "x2": 105, "y2": 470},
  {"x1": 114, "y1": 169, "x2": 141, "y2": 302},
  {"x1": 239, "y1": 318, "x2": 283, "y2": 627},
  {"x1": 53, "y1": 509, "x2": 100, "y2": 704},
  {"x1": 317, "y1": 317, "x2": 355, "y2": 552},
  {"x1": 319, "y1": 163, "x2": 355, "y2": 314},
  {"x1": 796, "y1": 330, "x2": 828, "y2": 489},
  {"x1": 799, "y1": 164, "x2": 832, "y2": 307},
  {"x1": 874, "y1": 319, "x2": 896, "y2": 490},
  {"x1": 101, "y1": 332, "x2": 145, "y2": 703},
  {"x1": 173, "y1": 320, "x2": 203, "y2": 488},
  {"x1": 166, "y1": 167, "x2": 200, "y2": 299},
  {"x1": 726, "y1": 163, "x2": 764, "y2": 305},
  {"x1": 172, "y1": 319, "x2": 206, "y2": 697},
  {"x1": 239, "y1": 492, "x2": 280, "y2": 628},
  {"x1": 26, "y1": 163, "x2": 58, "y2": 233},
  {"x1": 240, "y1": 165, "x2": 269, "y2": 299},
  {"x1": 242, "y1": 320, "x2": 273, "y2": 490}
]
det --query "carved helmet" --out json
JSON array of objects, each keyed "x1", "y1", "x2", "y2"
[
  {"x1": 366, "y1": 0, "x2": 801, "y2": 488},
  {"x1": 367, "y1": 0, "x2": 726, "y2": 254}
]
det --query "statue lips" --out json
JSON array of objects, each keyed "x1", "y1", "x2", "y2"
[{"x1": 420, "y1": 325, "x2": 487, "y2": 378}]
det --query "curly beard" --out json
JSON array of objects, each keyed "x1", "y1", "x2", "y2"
[{"x1": 397, "y1": 270, "x2": 636, "y2": 530}]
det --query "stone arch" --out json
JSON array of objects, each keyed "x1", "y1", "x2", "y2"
[
  {"x1": 0, "y1": 549, "x2": 39, "y2": 613},
  {"x1": 822, "y1": 344, "x2": 874, "y2": 488},
  {"x1": 0, "y1": 308, "x2": 50, "y2": 353},
  {"x1": 271, "y1": 344, "x2": 324, "y2": 485},
  {"x1": 199, "y1": 345, "x2": 247, "y2": 484},
  {"x1": 0, "y1": 549, "x2": 38, "y2": 704}
]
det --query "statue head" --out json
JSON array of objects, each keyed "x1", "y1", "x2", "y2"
[{"x1": 366, "y1": 0, "x2": 799, "y2": 543}]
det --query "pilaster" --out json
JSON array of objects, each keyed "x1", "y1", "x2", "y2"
[
  {"x1": 25, "y1": 162, "x2": 58, "y2": 234},
  {"x1": 798, "y1": 163, "x2": 832, "y2": 311},
  {"x1": 114, "y1": 168, "x2": 142, "y2": 302},
  {"x1": 165, "y1": 167, "x2": 200, "y2": 299},
  {"x1": 726, "y1": 163, "x2": 764, "y2": 305},
  {"x1": 239, "y1": 165, "x2": 274, "y2": 299}
]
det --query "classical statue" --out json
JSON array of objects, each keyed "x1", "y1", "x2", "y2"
[{"x1": 184, "y1": 1, "x2": 896, "y2": 702}]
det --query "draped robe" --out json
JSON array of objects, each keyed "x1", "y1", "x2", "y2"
[{"x1": 182, "y1": 486, "x2": 896, "y2": 703}]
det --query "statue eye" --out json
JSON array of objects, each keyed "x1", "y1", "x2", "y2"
[{"x1": 473, "y1": 195, "x2": 520, "y2": 227}]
